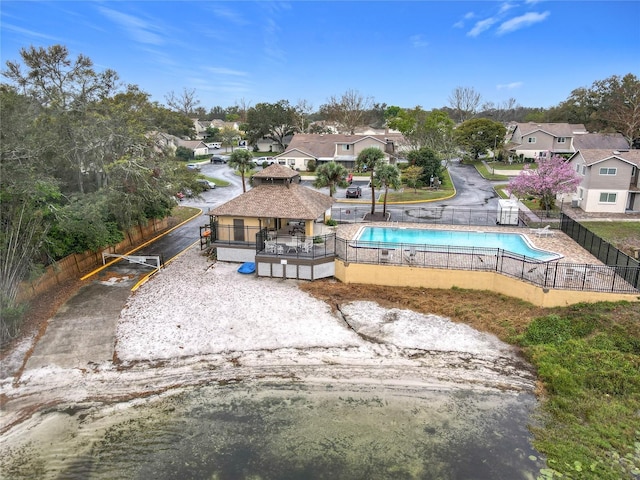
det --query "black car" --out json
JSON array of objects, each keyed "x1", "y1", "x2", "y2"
[
  {"x1": 210, "y1": 155, "x2": 228, "y2": 164},
  {"x1": 346, "y1": 186, "x2": 362, "y2": 198}
]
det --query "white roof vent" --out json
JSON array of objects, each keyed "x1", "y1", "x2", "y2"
[{"x1": 613, "y1": 150, "x2": 620, "y2": 154}]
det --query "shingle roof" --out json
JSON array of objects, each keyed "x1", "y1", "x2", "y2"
[
  {"x1": 252, "y1": 163, "x2": 300, "y2": 180},
  {"x1": 277, "y1": 133, "x2": 403, "y2": 159},
  {"x1": 208, "y1": 184, "x2": 335, "y2": 219},
  {"x1": 576, "y1": 149, "x2": 640, "y2": 166},
  {"x1": 516, "y1": 122, "x2": 587, "y2": 137},
  {"x1": 573, "y1": 133, "x2": 630, "y2": 150}
]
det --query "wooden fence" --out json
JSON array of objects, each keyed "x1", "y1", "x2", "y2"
[{"x1": 16, "y1": 218, "x2": 170, "y2": 303}]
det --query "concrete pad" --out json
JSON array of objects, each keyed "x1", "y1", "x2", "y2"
[{"x1": 25, "y1": 277, "x2": 136, "y2": 370}]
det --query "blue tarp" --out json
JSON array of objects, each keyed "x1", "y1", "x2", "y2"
[{"x1": 237, "y1": 262, "x2": 256, "y2": 274}]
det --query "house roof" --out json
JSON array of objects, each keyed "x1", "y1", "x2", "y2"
[
  {"x1": 573, "y1": 149, "x2": 640, "y2": 167},
  {"x1": 177, "y1": 139, "x2": 208, "y2": 149},
  {"x1": 573, "y1": 133, "x2": 630, "y2": 151},
  {"x1": 208, "y1": 183, "x2": 335, "y2": 219},
  {"x1": 251, "y1": 163, "x2": 300, "y2": 180},
  {"x1": 515, "y1": 122, "x2": 587, "y2": 137},
  {"x1": 277, "y1": 133, "x2": 403, "y2": 159}
]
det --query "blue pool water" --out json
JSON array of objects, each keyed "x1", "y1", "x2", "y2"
[{"x1": 355, "y1": 226, "x2": 562, "y2": 262}]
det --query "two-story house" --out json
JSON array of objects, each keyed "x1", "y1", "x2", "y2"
[
  {"x1": 507, "y1": 122, "x2": 588, "y2": 161},
  {"x1": 275, "y1": 134, "x2": 403, "y2": 171},
  {"x1": 568, "y1": 149, "x2": 640, "y2": 213}
]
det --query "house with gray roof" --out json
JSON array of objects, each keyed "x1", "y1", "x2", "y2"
[
  {"x1": 568, "y1": 149, "x2": 640, "y2": 213},
  {"x1": 275, "y1": 133, "x2": 403, "y2": 171},
  {"x1": 507, "y1": 122, "x2": 588, "y2": 161},
  {"x1": 207, "y1": 164, "x2": 336, "y2": 278}
]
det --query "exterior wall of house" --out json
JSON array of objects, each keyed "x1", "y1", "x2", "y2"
[
  {"x1": 514, "y1": 131, "x2": 555, "y2": 159},
  {"x1": 582, "y1": 188, "x2": 628, "y2": 213},
  {"x1": 587, "y1": 159, "x2": 634, "y2": 190},
  {"x1": 276, "y1": 150, "x2": 312, "y2": 170},
  {"x1": 215, "y1": 216, "x2": 262, "y2": 242},
  {"x1": 353, "y1": 139, "x2": 386, "y2": 156},
  {"x1": 333, "y1": 261, "x2": 637, "y2": 308}
]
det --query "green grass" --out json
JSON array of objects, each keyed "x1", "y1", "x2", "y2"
[
  {"x1": 385, "y1": 168, "x2": 454, "y2": 202},
  {"x1": 580, "y1": 222, "x2": 640, "y2": 257},
  {"x1": 200, "y1": 174, "x2": 230, "y2": 187},
  {"x1": 470, "y1": 160, "x2": 510, "y2": 181},
  {"x1": 171, "y1": 206, "x2": 200, "y2": 222},
  {"x1": 518, "y1": 302, "x2": 640, "y2": 479}
]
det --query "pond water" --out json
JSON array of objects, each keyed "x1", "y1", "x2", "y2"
[{"x1": 2, "y1": 381, "x2": 545, "y2": 480}]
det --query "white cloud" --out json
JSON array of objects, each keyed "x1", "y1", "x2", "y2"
[
  {"x1": 467, "y1": 17, "x2": 498, "y2": 37},
  {"x1": 497, "y1": 11, "x2": 550, "y2": 35},
  {"x1": 453, "y1": 11, "x2": 474, "y2": 28},
  {"x1": 210, "y1": 5, "x2": 250, "y2": 26},
  {"x1": 499, "y1": 2, "x2": 516, "y2": 14},
  {"x1": 98, "y1": 7, "x2": 163, "y2": 46},
  {"x1": 1, "y1": 23, "x2": 61, "y2": 42},
  {"x1": 497, "y1": 82, "x2": 524, "y2": 90},
  {"x1": 206, "y1": 67, "x2": 247, "y2": 76},
  {"x1": 410, "y1": 34, "x2": 429, "y2": 48}
]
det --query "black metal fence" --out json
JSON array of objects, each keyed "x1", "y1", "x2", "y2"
[
  {"x1": 331, "y1": 206, "x2": 509, "y2": 226},
  {"x1": 560, "y1": 214, "x2": 640, "y2": 290},
  {"x1": 337, "y1": 238, "x2": 639, "y2": 294}
]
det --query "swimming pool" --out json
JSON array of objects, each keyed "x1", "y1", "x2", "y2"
[{"x1": 354, "y1": 226, "x2": 562, "y2": 262}]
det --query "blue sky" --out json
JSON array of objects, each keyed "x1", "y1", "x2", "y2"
[{"x1": 2, "y1": 1, "x2": 639, "y2": 112}]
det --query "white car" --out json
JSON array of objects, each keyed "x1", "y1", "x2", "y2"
[{"x1": 254, "y1": 156, "x2": 275, "y2": 166}]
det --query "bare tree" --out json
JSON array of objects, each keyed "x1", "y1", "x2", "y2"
[
  {"x1": 165, "y1": 87, "x2": 200, "y2": 116},
  {"x1": 234, "y1": 97, "x2": 252, "y2": 123},
  {"x1": 294, "y1": 99, "x2": 314, "y2": 133},
  {"x1": 321, "y1": 89, "x2": 374, "y2": 134},
  {"x1": 448, "y1": 86, "x2": 482, "y2": 123}
]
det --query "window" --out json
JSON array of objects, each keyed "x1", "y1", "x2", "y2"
[
  {"x1": 527, "y1": 137, "x2": 536, "y2": 143},
  {"x1": 341, "y1": 144, "x2": 351, "y2": 151},
  {"x1": 599, "y1": 192, "x2": 617, "y2": 203},
  {"x1": 599, "y1": 167, "x2": 617, "y2": 175},
  {"x1": 557, "y1": 137, "x2": 566, "y2": 143},
  {"x1": 578, "y1": 188, "x2": 584, "y2": 200},
  {"x1": 575, "y1": 164, "x2": 580, "y2": 173},
  {"x1": 581, "y1": 165, "x2": 586, "y2": 175}
]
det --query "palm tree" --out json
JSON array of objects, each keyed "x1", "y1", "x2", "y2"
[
  {"x1": 356, "y1": 147, "x2": 385, "y2": 215},
  {"x1": 313, "y1": 161, "x2": 348, "y2": 197},
  {"x1": 228, "y1": 149, "x2": 254, "y2": 192},
  {"x1": 375, "y1": 164, "x2": 401, "y2": 217}
]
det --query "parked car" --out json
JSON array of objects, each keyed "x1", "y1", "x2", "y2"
[
  {"x1": 254, "y1": 156, "x2": 275, "y2": 166},
  {"x1": 196, "y1": 179, "x2": 216, "y2": 190},
  {"x1": 186, "y1": 163, "x2": 200, "y2": 171},
  {"x1": 210, "y1": 155, "x2": 228, "y2": 164},
  {"x1": 346, "y1": 186, "x2": 362, "y2": 198}
]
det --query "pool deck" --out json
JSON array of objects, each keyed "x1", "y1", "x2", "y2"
[{"x1": 337, "y1": 222, "x2": 602, "y2": 265}]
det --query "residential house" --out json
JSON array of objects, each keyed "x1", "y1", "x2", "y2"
[
  {"x1": 275, "y1": 133, "x2": 403, "y2": 171},
  {"x1": 176, "y1": 139, "x2": 209, "y2": 157},
  {"x1": 506, "y1": 122, "x2": 588, "y2": 161},
  {"x1": 568, "y1": 149, "x2": 640, "y2": 213},
  {"x1": 208, "y1": 164, "x2": 336, "y2": 278}
]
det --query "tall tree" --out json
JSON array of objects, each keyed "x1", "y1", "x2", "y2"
[
  {"x1": 245, "y1": 100, "x2": 297, "y2": 150},
  {"x1": 508, "y1": 155, "x2": 581, "y2": 211},
  {"x1": 3, "y1": 45, "x2": 119, "y2": 194},
  {"x1": 313, "y1": 161, "x2": 348, "y2": 197},
  {"x1": 375, "y1": 163, "x2": 401, "y2": 217},
  {"x1": 228, "y1": 149, "x2": 254, "y2": 192},
  {"x1": 448, "y1": 86, "x2": 482, "y2": 123},
  {"x1": 593, "y1": 74, "x2": 640, "y2": 147},
  {"x1": 402, "y1": 165, "x2": 424, "y2": 193},
  {"x1": 454, "y1": 118, "x2": 506, "y2": 159},
  {"x1": 293, "y1": 99, "x2": 314, "y2": 133},
  {"x1": 356, "y1": 147, "x2": 385, "y2": 215},
  {"x1": 164, "y1": 87, "x2": 200, "y2": 116},
  {"x1": 321, "y1": 89, "x2": 374, "y2": 134},
  {"x1": 386, "y1": 106, "x2": 455, "y2": 155},
  {"x1": 406, "y1": 147, "x2": 442, "y2": 185}
]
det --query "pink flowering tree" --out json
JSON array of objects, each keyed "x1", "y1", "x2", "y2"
[{"x1": 507, "y1": 155, "x2": 581, "y2": 212}]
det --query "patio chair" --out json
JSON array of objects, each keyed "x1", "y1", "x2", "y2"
[
  {"x1": 276, "y1": 244, "x2": 285, "y2": 255},
  {"x1": 265, "y1": 241, "x2": 276, "y2": 253},
  {"x1": 531, "y1": 225, "x2": 554, "y2": 237},
  {"x1": 380, "y1": 249, "x2": 393, "y2": 263},
  {"x1": 301, "y1": 239, "x2": 313, "y2": 253},
  {"x1": 405, "y1": 246, "x2": 416, "y2": 264}
]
